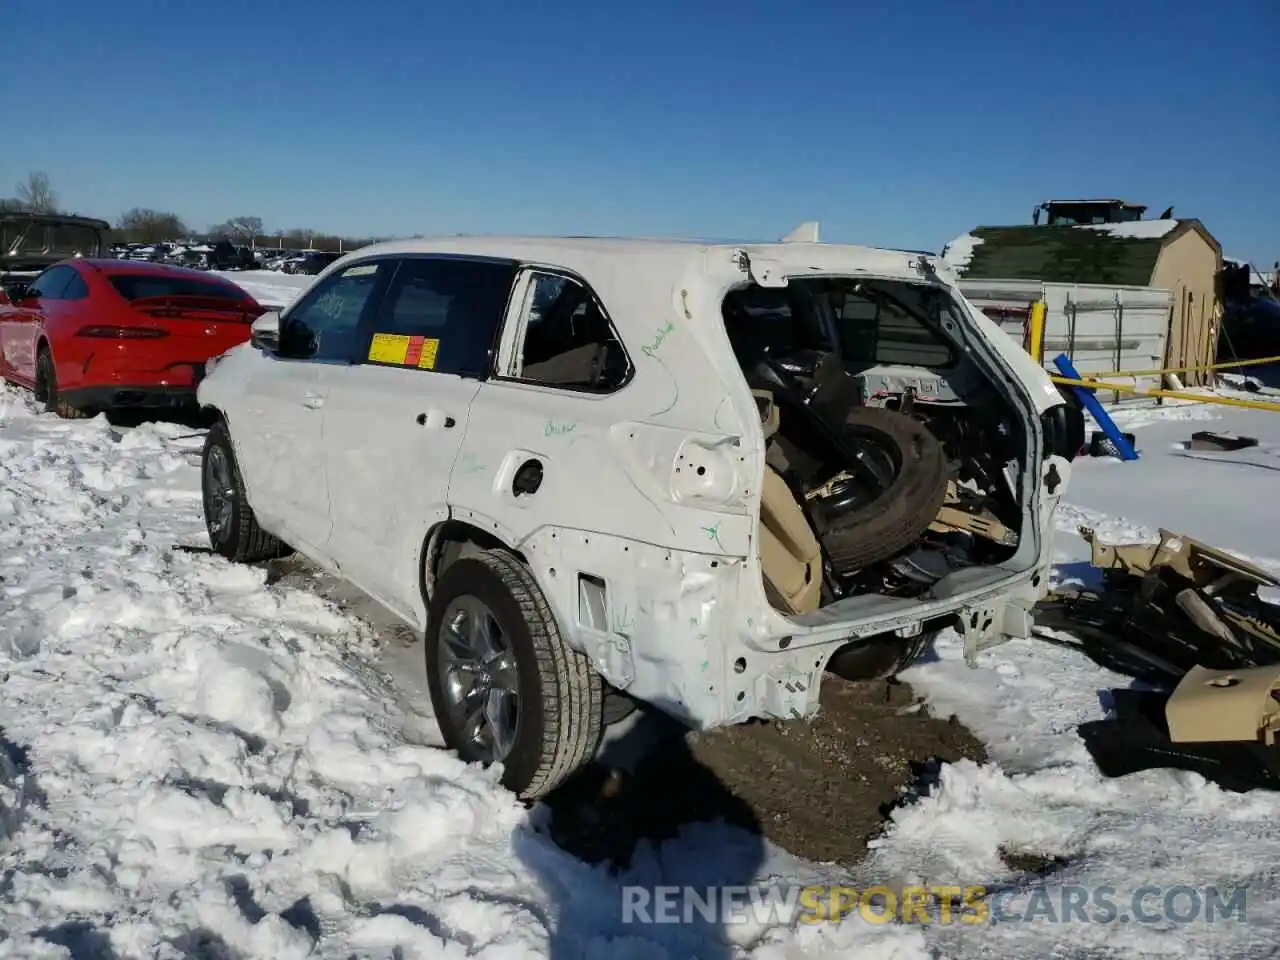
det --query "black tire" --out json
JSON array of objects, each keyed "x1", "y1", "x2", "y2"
[
  {"x1": 826, "y1": 629, "x2": 939, "y2": 681},
  {"x1": 201, "y1": 420, "x2": 287, "y2": 563},
  {"x1": 426, "y1": 550, "x2": 605, "y2": 799},
  {"x1": 35, "y1": 347, "x2": 90, "y2": 419},
  {"x1": 816, "y1": 406, "x2": 948, "y2": 573}
]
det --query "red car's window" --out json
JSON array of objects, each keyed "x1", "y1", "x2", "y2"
[{"x1": 108, "y1": 275, "x2": 250, "y2": 302}]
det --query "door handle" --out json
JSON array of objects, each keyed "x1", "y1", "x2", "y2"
[
  {"x1": 416, "y1": 413, "x2": 456, "y2": 428},
  {"x1": 302, "y1": 393, "x2": 324, "y2": 409}
]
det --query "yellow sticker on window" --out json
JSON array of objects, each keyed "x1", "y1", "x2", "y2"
[
  {"x1": 367, "y1": 332, "x2": 441, "y2": 369},
  {"x1": 368, "y1": 332, "x2": 410, "y2": 364},
  {"x1": 416, "y1": 337, "x2": 439, "y2": 369}
]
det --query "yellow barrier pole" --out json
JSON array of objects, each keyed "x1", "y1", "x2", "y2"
[
  {"x1": 1074, "y1": 354, "x2": 1280, "y2": 380},
  {"x1": 1050, "y1": 376, "x2": 1280, "y2": 413},
  {"x1": 1027, "y1": 301, "x2": 1047, "y2": 365}
]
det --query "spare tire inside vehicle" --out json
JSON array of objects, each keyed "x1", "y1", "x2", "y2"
[{"x1": 809, "y1": 405, "x2": 949, "y2": 574}]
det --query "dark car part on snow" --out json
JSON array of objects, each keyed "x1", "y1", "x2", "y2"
[
  {"x1": 1037, "y1": 525, "x2": 1280, "y2": 684},
  {"x1": 1088, "y1": 430, "x2": 1137, "y2": 459},
  {"x1": 1079, "y1": 679, "x2": 1280, "y2": 794},
  {"x1": 1187, "y1": 431, "x2": 1259, "y2": 452}
]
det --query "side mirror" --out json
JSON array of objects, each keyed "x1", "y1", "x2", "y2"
[
  {"x1": 250, "y1": 310, "x2": 280, "y2": 351},
  {"x1": 4, "y1": 284, "x2": 32, "y2": 303}
]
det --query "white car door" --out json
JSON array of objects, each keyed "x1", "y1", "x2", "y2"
[
  {"x1": 320, "y1": 255, "x2": 519, "y2": 621},
  {"x1": 446, "y1": 266, "x2": 639, "y2": 543},
  {"x1": 233, "y1": 259, "x2": 395, "y2": 559}
]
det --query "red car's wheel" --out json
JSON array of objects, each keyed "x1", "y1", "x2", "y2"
[{"x1": 35, "y1": 347, "x2": 90, "y2": 420}]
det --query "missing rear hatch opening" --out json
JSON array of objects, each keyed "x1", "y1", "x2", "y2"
[{"x1": 723, "y1": 276, "x2": 1030, "y2": 615}]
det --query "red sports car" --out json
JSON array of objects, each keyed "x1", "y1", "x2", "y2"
[{"x1": 0, "y1": 258, "x2": 267, "y2": 418}]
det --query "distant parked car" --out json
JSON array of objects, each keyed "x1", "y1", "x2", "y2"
[
  {"x1": 1, "y1": 212, "x2": 112, "y2": 296},
  {"x1": 0, "y1": 258, "x2": 266, "y2": 417},
  {"x1": 283, "y1": 250, "x2": 342, "y2": 275}
]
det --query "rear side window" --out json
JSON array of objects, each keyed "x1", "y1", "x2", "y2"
[
  {"x1": 62, "y1": 272, "x2": 89, "y2": 299},
  {"x1": 510, "y1": 271, "x2": 631, "y2": 392},
  {"x1": 361, "y1": 257, "x2": 517, "y2": 377},
  {"x1": 109, "y1": 275, "x2": 249, "y2": 302}
]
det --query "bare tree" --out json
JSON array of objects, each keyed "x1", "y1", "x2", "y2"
[
  {"x1": 208, "y1": 216, "x2": 264, "y2": 245},
  {"x1": 116, "y1": 208, "x2": 188, "y2": 244},
  {"x1": 15, "y1": 172, "x2": 58, "y2": 214}
]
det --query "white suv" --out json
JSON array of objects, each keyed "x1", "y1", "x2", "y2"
[{"x1": 197, "y1": 235, "x2": 1080, "y2": 798}]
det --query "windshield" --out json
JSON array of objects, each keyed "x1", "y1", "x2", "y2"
[{"x1": 723, "y1": 277, "x2": 958, "y2": 370}]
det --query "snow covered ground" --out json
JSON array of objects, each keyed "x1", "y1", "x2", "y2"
[{"x1": 2, "y1": 377, "x2": 1279, "y2": 957}]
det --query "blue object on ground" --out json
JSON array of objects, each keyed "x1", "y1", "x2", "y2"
[{"x1": 1052, "y1": 353, "x2": 1139, "y2": 461}]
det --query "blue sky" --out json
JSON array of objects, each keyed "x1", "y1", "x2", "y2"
[{"x1": 5, "y1": 0, "x2": 1277, "y2": 263}]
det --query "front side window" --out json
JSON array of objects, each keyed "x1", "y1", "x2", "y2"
[
  {"x1": 278, "y1": 260, "x2": 388, "y2": 361},
  {"x1": 511, "y1": 271, "x2": 631, "y2": 392},
  {"x1": 360, "y1": 257, "x2": 517, "y2": 377}
]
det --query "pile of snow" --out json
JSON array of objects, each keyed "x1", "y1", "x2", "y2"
[
  {"x1": 939, "y1": 232, "x2": 983, "y2": 273},
  {"x1": 886, "y1": 403, "x2": 1280, "y2": 957},
  {"x1": 0, "y1": 385, "x2": 905, "y2": 958},
  {"x1": 2, "y1": 378, "x2": 1280, "y2": 957}
]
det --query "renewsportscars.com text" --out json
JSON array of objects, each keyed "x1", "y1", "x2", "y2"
[{"x1": 620, "y1": 883, "x2": 1248, "y2": 926}]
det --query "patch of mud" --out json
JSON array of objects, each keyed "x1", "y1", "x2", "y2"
[
  {"x1": 545, "y1": 675, "x2": 986, "y2": 868},
  {"x1": 267, "y1": 553, "x2": 987, "y2": 870}
]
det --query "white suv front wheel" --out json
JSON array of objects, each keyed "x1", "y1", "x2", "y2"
[
  {"x1": 425, "y1": 549, "x2": 605, "y2": 799},
  {"x1": 201, "y1": 421, "x2": 288, "y2": 563}
]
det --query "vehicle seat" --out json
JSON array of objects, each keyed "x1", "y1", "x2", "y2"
[
  {"x1": 758, "y1": 464, "x2": 822, "y2": 615},
  {"x1": 523, "y1": 342, "x2": 604, "y2": 384}
]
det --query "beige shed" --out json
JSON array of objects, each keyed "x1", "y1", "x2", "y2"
[{"x1": 942, "y1": 217, "x2": 1224, "y2": 385}]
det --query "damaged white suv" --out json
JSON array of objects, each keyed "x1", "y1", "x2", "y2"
[{"x1": 197, "y1": 234, "x2": 1082, "y2": 797}]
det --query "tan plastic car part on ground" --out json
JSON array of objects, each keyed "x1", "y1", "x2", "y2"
[
  {"x1": 1078, "y1": 525, "x2": 1280, "y2": 653},
  {"x1": 1165, "y1": 663, "x2": 1280, "y2": 745}
]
